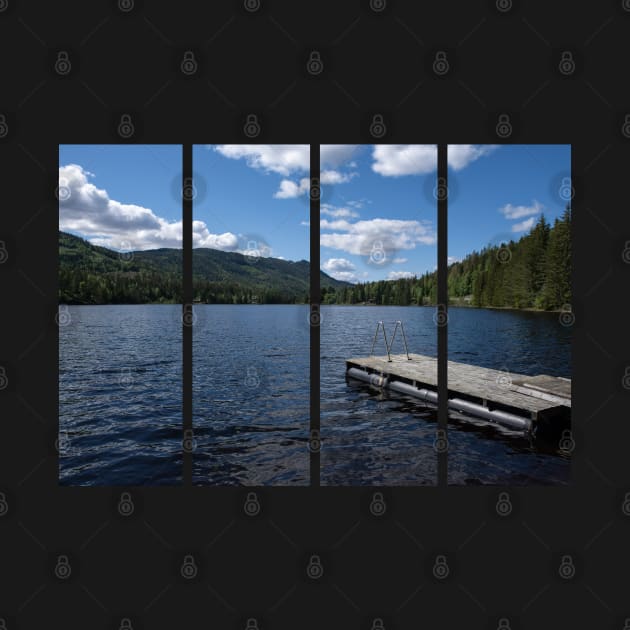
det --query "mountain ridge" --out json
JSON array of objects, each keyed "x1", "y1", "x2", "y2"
[{"x1": 59, "y1": 231, "x2": 350, "y2": 304}]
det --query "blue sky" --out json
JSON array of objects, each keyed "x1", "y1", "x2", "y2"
[
  {"x1": 320, "y1": 145, "x2": 436, "y2": 283},
  {"x1": 58, "y1": 145, "x2": 182, "y2": 250},
  {"x1": 448, "y1": 144, "x2": 571, "y2": 264},
  {"x1": 318, "y1": 144, "x2": 570, "y2": 283},
  {"x1": 58, "y1": 144, "x2": 570, "y2": 280},
  {"x1": 192, "y1": 145, "x2": 310, "y2": 260}
]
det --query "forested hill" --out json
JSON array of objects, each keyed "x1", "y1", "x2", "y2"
[
  {"x1": 59, "y1": 231, "x2": 349, "y2": 304},
  {"x1": 323, "y1": 205, "x2": 571, "y2": 310}
]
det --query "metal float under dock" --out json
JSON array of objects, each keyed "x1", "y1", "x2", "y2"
[{"x1": 345, "y1": 352, "x2": 571, "y2": 436}]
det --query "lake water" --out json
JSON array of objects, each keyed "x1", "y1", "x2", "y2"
[
  {"x1": 447, "y1": 307, "x2": 571, "y2": 485},
  {"x1": 59, "y1": 305, "x2": 182, "y2": 486},
  {"x1": 193, "y1": 304, "x2": 310, "y2": 485},
  {"x1": 321, "y1": 305, "x2": 571, "y2": 486},
  {"x1": 59, "y1": 304, "x2": 570, "y2": 486}
]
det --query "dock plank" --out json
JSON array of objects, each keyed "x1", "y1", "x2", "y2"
[
  {"x1": 511, "y1": 375, "x2": 571, "y2": 400},
  {"x1": 346, "y1": 353, "x2": 571, "y2": 418}
]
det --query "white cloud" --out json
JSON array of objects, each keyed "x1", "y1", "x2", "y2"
[
  {"x1": 59, "y1": 164, "x2": 184, "y2": 250},
  {"x1": 499, "y1": 200, "x2": 544, "y2": 220},
  {"x1": 274, "y1": 177, "x2": 310, "y2": 198},
  {"x1": 213, "y1": 145, "x2": 358, "y2": 198},
  {"x1": 321, "y1": 203, "x2": 359, "y2": 218},
  {"x1": 322, "y1": 258, "x2": 356, "y2": 273},
  {"x1": 392, "y1": 257, "x2": 408, "y2": 264},
  {"x1": 372, "y1": 145, "x2": 436, "y2": 176},
  {"x1": 448, "y1": 256, "x2": 461, "y2": 264},
  {"x1": 274, "y1": 171, "x2": 357, "y2": 198},
  {"x1": 322, "y1": 257, "x2": 359, "y2": 282},
  {"x1": 191, "y1": 220, "x2": 240, "y2": 250},
  {"x1": 512, "y1": 217, "x2": 536, "y2": 233},
  {"x1": 371, "y1": 144, "x2": 498, "y2": 177},
  {"x1": 448, "y1": 145, "x2": 498, "y2": 170},
  {"x1": 59, "y1": 164, "x2": 253, "y2": 254},
  {"x1": 213, "y1": 144, "x2": 309, "y2": 176},
  {"x1": 387, "y1": 271, "x2": 416, "y2": 280},
  {"x1": 321, "y1": 169, "x2": 356, "y2": 185},
  {"x1": 320, "y1": 217, "x2": 436, "y2": 256}
]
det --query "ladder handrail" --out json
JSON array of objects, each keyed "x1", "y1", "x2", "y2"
[
  {"x1": 390, "y1": 320, "x2": 411, "y2": 360},
  {"x1": 369, "y1": 320, "x2": 411, "y2": 362},
  {"x1": 400, "y1": 321, "x2": 412, "y2": 360},
  {"x1": 370, "y1": 321, "x2": 392, "y2": 361}
]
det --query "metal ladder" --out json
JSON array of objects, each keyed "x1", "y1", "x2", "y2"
[{"x1": 369, "y1": 320, "x2": 411, "y2": 362}]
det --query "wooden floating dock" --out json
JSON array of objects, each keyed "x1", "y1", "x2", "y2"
[{"x1": 346, "y1": 353, "x2": 571, "y2": 436}]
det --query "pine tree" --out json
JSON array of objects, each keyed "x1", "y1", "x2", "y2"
[{"x1": 540, "y1": 204, "x2": 571, "y2": 309}]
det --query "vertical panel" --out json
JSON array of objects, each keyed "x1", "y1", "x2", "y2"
[
  {"x1": 446, "y1": 144, "x2": 572, "y2": 486},
  {"x1": 191, "y1": 144, "x2": 311, "y2": 486},
  {"x1": 319, "y1": 144, "x2": 438, "y2": 486},
  {"x1": 58, "y1": 144, "x2": 183, "y2": 486}
]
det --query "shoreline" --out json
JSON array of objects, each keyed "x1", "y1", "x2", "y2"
[
  {"x1": 58, "y1": 302, "x2": 310, "y2": 306},
  {"x1": 321, "y1": 303, "x2": 566, "y2": 314},
  {"x1": 59, "y1": 302, "x2": 565, "y2": 313}
]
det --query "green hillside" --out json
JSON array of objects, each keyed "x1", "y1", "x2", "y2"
[{"x1": 59, "y1": 231, "x2": 348, "y2": 304}]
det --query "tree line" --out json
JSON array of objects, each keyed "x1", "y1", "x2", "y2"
[
  {"x1": 192, "y1": 279, "x2": 308, "y2": 304},
  {"x1": 323, "y1": 205, "x2": 571, "y2": 310},
  {"x1": 59, "y1": 268, "x2": 182, "y2": 304},
  {"x1": 58, "y1": 269, "x2": 311, "y2": 304},
  {"x1": 59, "y1": 206, "x2": 570, "y2": 309}
]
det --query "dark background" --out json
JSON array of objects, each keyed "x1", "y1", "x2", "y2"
[{"x1": 1, "y1": 0, "x2": 630, "y2": 628}]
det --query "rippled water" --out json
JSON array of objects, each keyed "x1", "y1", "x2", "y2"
[
  {"x1": 193, "y1": 305, "x2": 309, "y2": 485},
  {"x1": 59, "y1": 305, "x2": 182, "y2": 486},
  {"x1": 447, "y1": 307, "x2": 571, "y2": 485},
  {"x1": 59, "y1": 304, "x2": 570, "y2": 487},
  {"x1": 321, "y1": 306, "x2": 438, "y2": 486},
  {"x1": 321, "y1": 305, "x2": 571, "y2": 486}
]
